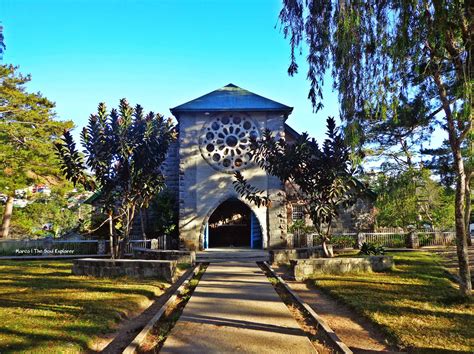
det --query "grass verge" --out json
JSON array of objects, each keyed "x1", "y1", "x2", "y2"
[
  {"x1": 309, "y1": 252, "x2": 473, "y2": 353},
  {"x1": 0, "y1": 260, "x2": 168, "y2": 353}
]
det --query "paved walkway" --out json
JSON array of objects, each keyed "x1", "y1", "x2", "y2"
[
  {"x1": 161, "y1": 262, "x2": 316, "y2": 353},
  {"x1": 196, "y1": 248, "x2": 269, "y2": 263}
]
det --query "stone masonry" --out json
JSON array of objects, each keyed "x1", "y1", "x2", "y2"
[{"x1": 169, "y1": 84, "x2": 292, "y2": 251}]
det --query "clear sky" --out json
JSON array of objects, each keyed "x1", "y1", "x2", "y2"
[
  {"x1": 1, "y1": 0, "x2": 443, "y2": 152},
  {"x1": 1, "y1": 0, "x2": 340, "y2": 142}
]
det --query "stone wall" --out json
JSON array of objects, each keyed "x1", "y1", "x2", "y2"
[
  {"x1": 177, "y1": 111, "x2": 287, "y2": 250},
  {"x1": 269, "y1": 245, "x2": 333, "y2": 265},
  {"x1": 291, "y1": 256, "x2": 393, "y2": 281},
  {"x1": 72, "y1": 258, "x2": 177, "y2": 282},
  {"x1": 162, "y1": 139, "x2": 180, "y2": 200},
  {"x1": 132, "y1": 247, "x2": 195, "y2": 265}
]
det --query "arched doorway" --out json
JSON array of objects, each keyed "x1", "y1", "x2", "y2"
[{"x1": 204, "y1": 199, "x2": 263, "y2": 249}]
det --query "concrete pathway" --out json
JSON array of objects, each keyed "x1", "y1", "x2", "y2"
[
  {"x1": 161, "y1": 262, "x2": 316, "y2": 353},
  {"x1": 196, "y1": 248, "x2": 269, "y2": 263}
]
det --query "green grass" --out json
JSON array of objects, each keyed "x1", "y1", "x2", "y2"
[
  {"x1": 310, "y1": 252, "x2": 473, "y2": 353},
  {"x1": 0, "y1": 260, "x2": 168, "y2": 353}
]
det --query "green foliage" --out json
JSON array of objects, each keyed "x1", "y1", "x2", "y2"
[
  {"x1": 148, "y1": 189, "x2": 178, "y2": 239},
  {"x1": 287, "y1": 219, "x2": 314, "y2": 235},
  {"x1": 279, "y1": 1, "x2": 471, "y2": 127},
  {"x1": 10, "y1": 195, "x2": 78, "y2": 237},
  {"x1": 331, "y1": 234, "x2": 356, "y2": 249},
  {"x1": 0, "y1": 188, "x2": 89, "y2": 238},
  {"x1": 234, "y1": 117, "x2": 363, "y2": 250},
  {"x1": 0, "y1": 65, "x2": 73, "y2": 193},
  {"x1": 359, "y1": 242, "x2": 385, "y2": 256},
  {"x1": 55, "y1": 99, "x2": 175, "y2": 257},
  {"x1": 279, "y1": 0, "x2": 471, "y2": 294},
  {"x1": 372, "y1": 168, "x2": 455, "y2": 229}
]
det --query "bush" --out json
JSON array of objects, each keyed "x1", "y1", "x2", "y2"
[
  {"x1": 331, "y1": 235, "x2": 356, "y2": 249},
  {"x1": 359, "y1": 242, "x2": 385, "y2": 255}
]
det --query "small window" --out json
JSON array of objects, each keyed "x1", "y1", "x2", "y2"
[{"x1": 292, "y1": 205, "x2": 305, "y2": 221}]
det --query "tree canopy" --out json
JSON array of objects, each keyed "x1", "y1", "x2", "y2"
[
  {"x1": 234, "y1": 117, "x2": 361, "y2": 257},
  {"x1": 55, "y1": 99, "x2": 176, "y2": 258},
  {"x1": 0, "y1": 64, "x2": 73, "y2": 238}
]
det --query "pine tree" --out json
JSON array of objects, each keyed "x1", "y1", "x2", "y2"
[{"x1": 0, "y1": 65, "x2": 73, "y2": 238}]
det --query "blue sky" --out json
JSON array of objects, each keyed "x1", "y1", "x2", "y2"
[
  {"x1": 1, "y1": 0, "x2": 339, "y2": 142},
  {"x1": 1, "y1": 0, "x2": 443, "y2": 154}
]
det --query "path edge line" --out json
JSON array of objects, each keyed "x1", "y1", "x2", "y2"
[
  {"x1": 122, "y1": 264, "x2": 201, "y2": 354},
  {"x1": 262, "y1": 261, "x2": 353, "y2": 354}
]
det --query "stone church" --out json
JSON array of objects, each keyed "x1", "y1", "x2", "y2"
[{"x1": 162, "y1": 84, "x2": 361, "y2": 251}]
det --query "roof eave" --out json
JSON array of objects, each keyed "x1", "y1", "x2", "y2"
[{"x1": 170, "y1": 107, "x2": 293, "y2": 117}]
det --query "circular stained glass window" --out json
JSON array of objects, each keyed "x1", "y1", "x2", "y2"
[{"x1": 199, "y1": 113, "x2": 260, "y2": 172}]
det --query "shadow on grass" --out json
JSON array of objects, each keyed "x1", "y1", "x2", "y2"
[
  {"x1": 310, "y1": 253, "x2": 474, "y2": 352},
  {"x1": 0, "y1": 260, "x2": 167, "y2": 352}
]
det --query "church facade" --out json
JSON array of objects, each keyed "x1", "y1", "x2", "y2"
[{"x1": 162, "y1": 84, "x2": 362, "y2": 251}]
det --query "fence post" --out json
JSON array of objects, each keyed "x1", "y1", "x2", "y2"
[
  {"x1": 98, "y1": 240, "x2": 106, "y2": 255},
  {"x1": 356, "y1": 232, "x2": 366, "y2": 249},
  {"x1": 306, "y1": 233, "x2": 312, "y2": 248},
  {"x1": 287, "y1": 233, "x2": 294, "y2": 249},
  {"x1": 406, "y1": 230, "x2": 419, "y2": 249},
  {"x1": 151, "y1": 238, "x2": 158, "y2": 250}
]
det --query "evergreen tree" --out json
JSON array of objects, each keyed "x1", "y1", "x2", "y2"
[{"x1": 0, "y1": 65, "x2": 73, "y2": 238}]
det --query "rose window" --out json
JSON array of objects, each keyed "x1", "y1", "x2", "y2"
[{"x1": 199, "y1": 113, "x2": 260, "y2": 172}]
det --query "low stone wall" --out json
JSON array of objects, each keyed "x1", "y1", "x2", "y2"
[
  {"x1": 291, "y1": 256, "x2": 393, "y2": 281},
  {"x1": 132, "y1": 248, "x2": 195, "y2": 265},
  {"x1": 72, "y1": 258, "x2": 177, "y2": 282},
  {"x1": 269, "y1": 245, "x2": 334, "y2": 265}
]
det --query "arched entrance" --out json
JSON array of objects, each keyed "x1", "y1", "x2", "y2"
[{"x1": 204, "y1": 199, "x2": 263, "y2": 249}]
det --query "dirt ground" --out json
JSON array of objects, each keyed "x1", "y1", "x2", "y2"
[{"x1": 274, "y1": 265, "x2": 401, "y2": 354}]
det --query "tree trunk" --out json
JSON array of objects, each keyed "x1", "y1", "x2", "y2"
[
  {"x1": 465, "y1": 174, "x2": 472, "y2": 247},
  {"x1": 453, "y1": 151, "x2": 472, "y2": 296},
  {"x1": 321, "y1": 239, "x2": 334, "y2": 258},
  {"x1": 0, "y1": 196, "x2": 14, "y2": 238},
  {"x1": 431, "y1": 66, "x2": 471, "y2": 297},
  {"x1": 108, "y1": 212, "x2": 115, "y2": 259},
  {"x1": 139, "y1": 208, "x2": 147, "y2": 240}
]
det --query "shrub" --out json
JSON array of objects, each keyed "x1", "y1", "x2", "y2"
[{"x1": 359, "y1": 242, "x2": 385, "y2": 255}]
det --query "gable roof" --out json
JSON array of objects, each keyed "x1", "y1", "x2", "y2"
[{"x1": 170, "y1": 83, "x2": 293, "y2": 116}]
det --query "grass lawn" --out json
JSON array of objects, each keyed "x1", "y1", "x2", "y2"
[
  {"x1": 0, "y1": 260, "x2": 168, "y2": 353},
  {"x1": 310, "y1": 252, "x2": 473, "y2": 353}
]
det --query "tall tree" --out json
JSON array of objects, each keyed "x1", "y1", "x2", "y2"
[
  {"x1": 279, "y1": 0, "x2": 472, "y2": 296},
  {"x1": 363, "y1": 95, "x2": 435, "y2": 172},
  {"x1": 55, "y1": 99, "x2": 175, "y2": 258},
  {"x1": 0, "y1": 65, "x2": 73, "y2": 238}
]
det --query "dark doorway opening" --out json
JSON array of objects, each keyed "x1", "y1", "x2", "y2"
[{"x1": 208, "y1": 199, "x2": 251, "y2": 248}]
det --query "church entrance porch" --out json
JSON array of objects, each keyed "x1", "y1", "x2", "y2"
[{"x1": 204, "y1": 199, "x2": 263, "y2": 249}]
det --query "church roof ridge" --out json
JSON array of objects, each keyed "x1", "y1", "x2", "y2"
[{"x1": 170, "y1": 83, "x2": 293, "y2": 116}]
